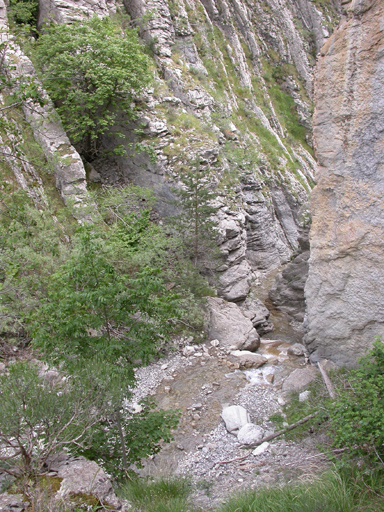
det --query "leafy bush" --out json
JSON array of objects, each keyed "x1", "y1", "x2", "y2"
[
  {"x1": 7, "y1": 0, "x2": 38, "y2": 28},
  {"x1": 34, "y1": 16, "x2": 152, "y2": 158},
  {"x1": 82, "y1": 397, "x2": 180, "y2": 477},
  {"x1": 329, "y1": 338, "x2": 384, "y2": 465}
]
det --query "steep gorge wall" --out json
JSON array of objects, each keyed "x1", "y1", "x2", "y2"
[
  {"x1": 93, "y1": 0, "x2": 336, "y2": 301},
  {"x1": 305, "y1": 0, "x2": 384, "y2": 365},
  {"x1": 3, "y1": 0, "x2": 337, "y2": 302}
]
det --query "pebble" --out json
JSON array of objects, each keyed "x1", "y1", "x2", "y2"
[{"x1": 161, "y1": 364, "x2": 168, "y2": 370}]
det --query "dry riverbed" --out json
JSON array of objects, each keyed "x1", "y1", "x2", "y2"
[{"x1": 128, "y1": 333, "x2": 329, "y2": 509}]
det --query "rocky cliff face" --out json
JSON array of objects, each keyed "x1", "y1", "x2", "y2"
[
  {"x1": 0, "y1": 0, "x2": 90, "y2": 218},
  {"x1": 305, "y1": 0, "x2": 384, "y2": 365},
  {"x1": 94, "y1": 0, "x2": 336, "y2": 301},
  {"x1": 2, "y1": 0, "x2": 338, "y2": 301}
]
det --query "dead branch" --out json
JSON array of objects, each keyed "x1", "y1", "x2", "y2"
[
  {"x1": 284, "y1": 448, "x2": 348, "y2": 466},
  {"x1": 317, "y1": 361, "x2": 335, "y2": 398},
  {"x1": 248, "y1": 411, "x2": 320, "y2": 448},
  {"x1": 215, "y1": 451, "x2": 252, "y2": 466}
]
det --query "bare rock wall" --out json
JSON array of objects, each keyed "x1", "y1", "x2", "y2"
[{"x1": 304, "y1": 0, "x2": 384, "y2": 365}]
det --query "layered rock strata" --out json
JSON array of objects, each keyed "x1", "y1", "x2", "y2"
[
  {"x1": 0, "y1": 0, "x2": 90, "y2": 219},
  {"x1": 269, "y1": 232, "x2": 310, "y2": 322},
  {"x1": 305, "y1": 0, "x2": 384, "y2": 365},
  {"x1": 20, "y1": 0, "x2": 336, "y2": 298}
]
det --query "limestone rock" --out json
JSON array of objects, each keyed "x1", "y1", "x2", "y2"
[
  {"x1": 230, "y1": 350, "x2": 268, "y2": 369},
  {"x1": 269, "y1": 232, "x2": 310, "y2": 323},
  {"x1": 305, "y1": 0, "x2": 384, "y2": 366},
  {"x1": 218, "y1": 260, "x2": 252, "y2": 302},
  {"x1": 253, "y1": 441, "x2": 270, "y2": 456},
  {"x1": 282, "y1": 366, "x2": 318, "y2": 394},
  {"x1": 48, "y1": 454, "x2": 122, "y2": 509},
  {"x1": 239, "y1": 297, "x2": 273, "y2": 335},
  {"x1": 208, "y1": 298, "x2": 260, "y2": 351},
  {"x1": 0, "y1": 9, "x2": 91, "y2": 219},
  {"x1": 0, "y1": 494, "x2": 28, "y2": 512},
  {"x1": 287, "y1": 343, "x2": 306, "y2": 357},
  {"x1": 221, "y1": 405, "x2": 250, "y2": 433},
  {"x1": 237, "y1": 423, "x2": 264, "y2": 445}
]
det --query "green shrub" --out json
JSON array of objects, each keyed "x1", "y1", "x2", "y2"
[
  {"x1": 218, "y1": 469, "x2": 384, "y2": 512},
  {"x1": 0, "y1": 362, "x2": 105, "y2": 477},
  {"x1": 329, "y1": 338, "x2": 384, "y2": 465},
  {"x1": 8, "y1": 0, "x2": 38, "y2": 28},
  {"x1": 119, "y1": 476, "x2": 196, "y2": 512},
  {"x1": 34, "y1": 16, "x2": 152, "y2": 159}
]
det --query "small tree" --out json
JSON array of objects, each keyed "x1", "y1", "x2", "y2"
[
  {"x1": 31, "y1": 224, "x2": 179, "y2": 370},
  {"x1": 172, "y1": 161, "x2": 219, "y2": 271},
  {"x1": 0, "y1": 362, "x2": 104, "y2": 477},
  {"x1": 34, "y1": 16, "x2": 152, "y2": 159}
]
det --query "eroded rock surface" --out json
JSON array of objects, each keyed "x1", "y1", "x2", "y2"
[
  {"x1": 207, "y1": 297, "x2": 260, "y2": 351},
  {"x1": 269, "y1": 232, "x2": 310, "y2": 322},
  {"x1": 0, "y1": 1, "x2": 90, "y2": 219},
  {"x1": 305, "y1": 0, "x2": 384, "y2": 365}
]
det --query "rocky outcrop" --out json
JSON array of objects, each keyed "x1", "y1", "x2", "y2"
[
  {"x1": 48, "y1": 453, "x2": 122, "y2": 510},
  {"x1": 207, "y1": 297, "x2": 260, "y2": 351},
  {"x1": 0, "y1": 1, "x2": 90, "y2": 219},
  {"x1": 38, "y1": 0, "x2": 115, "y2": 27},
  {"x1": 305, "y1": 0, "x2": 384, "y2": 365},
  {"x1": 29, "y1": 0, "x2": 336, "y2": 298}
]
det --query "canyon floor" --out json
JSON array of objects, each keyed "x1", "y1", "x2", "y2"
[{"x1": 129, "y1": 273, "x2": 329, "y2": 509}]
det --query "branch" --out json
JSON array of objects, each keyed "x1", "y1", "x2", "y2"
[
  {"x1": 317, "y1": 361, "x2": 335, "y2": 398},
  {"x1": 247, "y1": 412, "x2": 320, "y2": 448},
  {"x1": 215, "y1": 451, "x2": 252, "y2": 466}
]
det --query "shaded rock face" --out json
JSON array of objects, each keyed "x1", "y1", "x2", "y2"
[
  {"x1": 207, "y1": 297, "x2": 260, "y2": 351},
  {"x1": 305, "y1": 0, "x2": 384, "y2": 366},
  {"x1": 269, "y1": 232, "x2": 310, "y2": 322}
]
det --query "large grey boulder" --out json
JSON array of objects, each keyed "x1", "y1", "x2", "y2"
[
  {"x1": 230, "y1": 350, "x2": 268, "y2": 369},
  {"x1": 208, "y1": 298, "x2": 260, "y2": 351},
  {"x1": 282, "y1": 366, "x2": 318, "y2": 394},
  {"x1": 218, "y1": 260, "x2": 252, "y2": 302},
  {"x1": 221, "y1": 405, "x2": 250, "y2": 433},
  {"x1": 0, "y1": 494, "x2": 28, "y2": 512},
  {"x1": 48, "y1": 453, "x2": 122, "y2": 509},
  {"x1": 237, "y1": 423, "x2": 265, "y2": 445},
  {"x1": 239, "y1": 296, "x2": 273, "y2": 335}
]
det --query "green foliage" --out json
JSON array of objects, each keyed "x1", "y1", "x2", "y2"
[
  {"x1": 218, "y1": 469, "x2": 384, "y2": 512},
  {"x1": 269, "y1": 375, "x2": 328, "y2": 441},
  {"x1": 34, "y1": 16, "x2": 152, "y2": 158},
  {"x1": 329, "y1": 338, "x2": 384, "y2": 465},
  {"x1": 0, "y1": 189, "x2": 72, "y2": 337},
  {"x1": 7, "y1": 0, "x2": 38, "y2": 28},
  {"x1": 31, "y1": 224, "x2": 180, "y2": 373},
  {"x1": 119, "y1": 476, "x2": 196, "y2": 512},
  {"x1": 83, "y1": 398, "x2": 180, "y2": 477},
  {"x1": 0, "y1": 362, "x2": 104, "y2": 476},
  {"x1": 171, "y1": 160, "x2": 219, "y2": 271}
]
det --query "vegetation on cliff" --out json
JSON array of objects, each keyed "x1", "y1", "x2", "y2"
[{"x1": 34, "y1": 16, "x2": 152, "y2": 159}]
